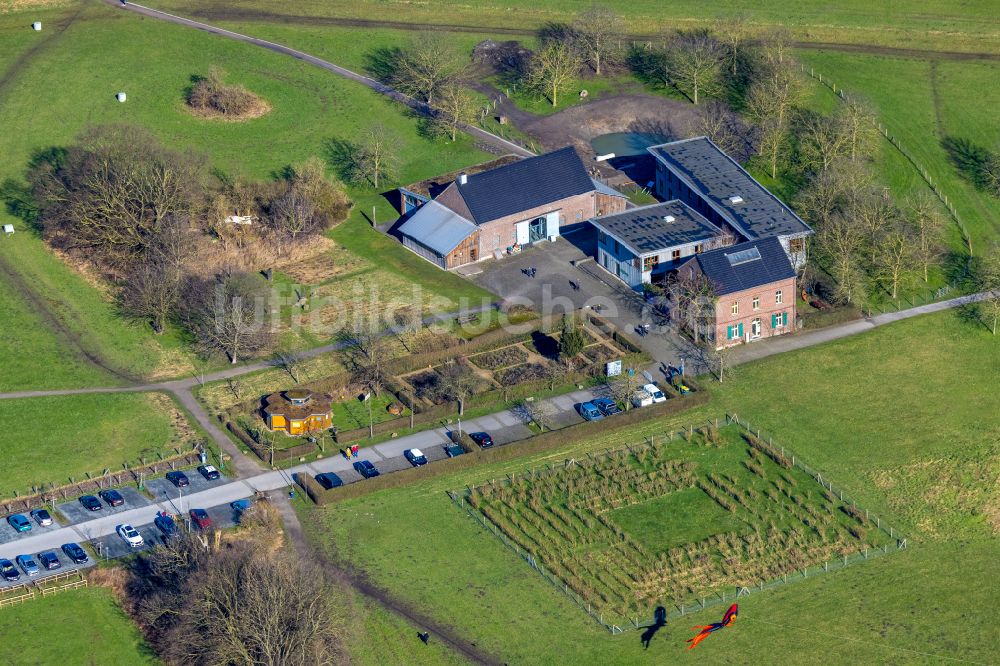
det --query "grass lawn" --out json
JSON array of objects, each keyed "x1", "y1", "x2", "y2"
[
  {"x1": 143, "y1": 0, "x2": 1000, "y2": 53},
  {"x1": 0, "y1": 3, "x2": 493, "y2": 388},
  {"x1": 0, "y1": 587, "x2": 158, "y2": 666},
  {"x1": 0, "y1": 392, "x2": 198, "y2": 497},
  {"x1": 301, "y1": 309, "x2": 998, "y2": 664},
  {"x1": 330, "y1": 393, "x2": 407, "y2": 430},
  {"x1": 610, "y1": 486, "x2": 742, "y2": 554},
  {"x1": 797, "y1": 50, "x2": 1000, "y2": 255}
]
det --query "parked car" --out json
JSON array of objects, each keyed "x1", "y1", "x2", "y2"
[
  {"x1": 230, "y1": 499, "x2": 253, "y2": 513},
  {"x1": 16, "y1": 554, "x2": 39, "y2": 576},
  {"x1": 61, "y1": 543, "x2": 89, "y2": 564},
  {"x1": 577, "y1": 402, "x2": 604, "y2": 421},
  {"x1": 643, "y1": 383, "x2": 667, "y2": 403},
  {"x1": 631, "y1": 389, "x2": 653, "y2": 408},
  {"x1": 0, "y1": 559, "x2": 20, "y2": 581},
  {"x1": 189, "y1": 508, "x2": 213, "y2": 530},
  {"x1": 79, "y1": 495, "x2": 102, "y2": 512},
  {"x1": 30, "y1": 508, "x2": 54, "y2": 527},
  {"x1": 99, "y1": 489, "x2": 125, "y2": 507},
  {"x1": 444, "y1": 443, "x2": 465, "y2": 458},
  {"x1": 197, "y1": 465, "x2": 221, "y2": 481},
  {"x1": 165, "y1": 471, "x2": 189, "y2": 488},
  {"x1": 354, "y1": 460, "x2": 380, "y2": 479},
  {"x1": 154, "y1": 513, "x2": 179, "y2": 537},
  {"x1": 404, "y1": 448, "x2": 428, "y2": 466},
  {"x1": 591, "y1": 397, "x2": 622, "y2": 417},
  {"x1": 7, "y1": 514, "x2": 31, "y2": 532},
  {"x1": 469, "y1": 432, "x2": 494, "y2": 449},
  {"x1": 315, "y1": 473, "x2": 343, "y2": 490},
  {"x1": 38, "y1": 551, "x2": 61, "y2": 570},
  {"x1": 117, "y1": 524, "x2": 144, "y2": 548}
]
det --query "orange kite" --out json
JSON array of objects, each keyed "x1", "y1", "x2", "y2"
[{"x1": 686, "y1": 604, "x2": 738, "y2": 650}]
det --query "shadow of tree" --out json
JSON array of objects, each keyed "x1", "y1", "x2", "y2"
[{"x1": 364, "y1": 46, "x2": 404, "y2": 84}]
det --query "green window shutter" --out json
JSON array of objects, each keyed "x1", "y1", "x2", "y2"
[
  {"x1": 738, "y1": 323, "x2": 744, "y2": 338},
  {"x1": 726, "y1": 326, "x2": 733, "y2": 340},
  {"x1": 771, "y1": 314, "x2": 777, "y2": 328},
  {"x1": 782, "y1": 312, "x2": 788, "y2": 326}
]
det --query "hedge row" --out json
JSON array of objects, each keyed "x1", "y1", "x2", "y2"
[{"x1": 297, "y1": 387, "x2": 710, "y2": 505}]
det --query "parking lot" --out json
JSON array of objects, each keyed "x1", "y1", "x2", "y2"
[
  {"x1": 0, "y1": 551, "x2": 94, "y2": 589},
  {"x1": 57, "y1": 486, "x2": 153, "y2": 525},
  {"x1": 0, "y1": 511, "x2": 65, "y2": 546}
]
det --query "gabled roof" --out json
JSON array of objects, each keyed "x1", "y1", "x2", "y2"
[
  {"x1": 590, "y1": 200, "x2": 723, "y2": 256},
  {"x1": 401, "y1": 155, "x2": 521, "y2": 199},
  {"x1": 397, "y1": 200, "x2": 477, "y2": 256},
  {"x1": 445, "y1": 147, "x2": 601, "y2": 224},
  {"x1": 689, "y1": 236, "x2": 795, "y2": 296},
  {"x1": 648, "y1": 137, "x2": 811, "y2": 240}
]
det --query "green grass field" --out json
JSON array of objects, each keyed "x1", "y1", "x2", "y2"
[
  {"x1": 797, "y1": 50, "x2": 1000, "y2": 256},
  {"x1": 0, "y1": 392, "x2": 196, "y2": 497},
  {"x1": 0, "y1": 3, "x2": 492, "y2": 389},
  {"x1": 143, "y1": 0, "x2": 1000, "y2": 53},
  {"x1": 0, "y1": 587, "x2": 158, "y2": 666},
  {"x1": 302, "y1": 310, "x2": 998, "y2": 664}
]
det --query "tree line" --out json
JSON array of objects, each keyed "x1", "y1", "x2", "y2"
[{"x1": 20, "y1": 123, "x2": 351, "y2": 362}]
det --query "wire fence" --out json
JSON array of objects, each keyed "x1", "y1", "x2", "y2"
[
  {"x1": 801, "y1": 64, "x2": 973, "y2": 257},
  {"x1": 448, "y1": 416, "x2": 908, "y2": 634}
]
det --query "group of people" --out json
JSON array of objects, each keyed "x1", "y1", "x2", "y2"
[{"x1": 342, "y1": 444, "x2": 360, "y2": 459}]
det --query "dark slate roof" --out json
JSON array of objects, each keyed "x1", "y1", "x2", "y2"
[
  {"x1": 648, "y1": 137, "x2": 811, "y2": 239},
  {"x1": 692, "y1": 236, "x2": 795, "y2": 296},
  {"x1": 590, "y1": 201, "x2": 723, "y2": 255},
  {"x1": 397, "y1": 201, "x2": 477, "y2": 255},
  {"x1": 453, "y1": 147, "x2": 601, "y2": 224}
]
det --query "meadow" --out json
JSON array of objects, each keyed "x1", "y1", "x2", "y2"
[
  {"x1": 0, "y1": 2, "x2": 492, "y2": 389},
  {"x1": 0, "y1": 587, "x2": 158, "y2": 665},
  {"x1": 0, "y1": 391, "x2": 198, "y2": 498},
  {"x1": 303, "y1": 310, "x2": 999, "y2": 664},
  {"x1": 143, "y1": 0, "x2": 1000, "y2": 53}
]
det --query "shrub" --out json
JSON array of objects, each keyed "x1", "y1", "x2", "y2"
[
  {"x1": 558, "y1": 316, "x2": 587, "y2": 359},
  {"x1": 188, "y1": 66, "x2": 260, "y2": 116}
]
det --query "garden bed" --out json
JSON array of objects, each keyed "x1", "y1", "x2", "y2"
[
  {"x1": 494, "y1": 363, "x2": 552, "y2": 387},
  {"x1": 469, "y1": 344, "x2": 529, "y2": 370}
]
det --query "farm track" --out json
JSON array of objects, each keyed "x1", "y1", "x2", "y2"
[
  {"x1": 173, "y1": 7, "x2": 1000, "y2": 62},
  {"x1": 273, "y1": 492, "x2": 504, "y2": 666}
]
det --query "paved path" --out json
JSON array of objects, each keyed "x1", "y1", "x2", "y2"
[
  {"x1": 0, "y1": 388, "x2": 594, "y2": 562},
  {"x1": 102, "y1": 0, "x2": 533, "y2": 158}
]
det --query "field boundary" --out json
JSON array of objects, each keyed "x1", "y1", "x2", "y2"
[
  {"x1": 0, "y1": 571, "x2": 88, "y2": 609},
  {"x1": 450, "y1": 415, "x2": 907, "y2": 634}
]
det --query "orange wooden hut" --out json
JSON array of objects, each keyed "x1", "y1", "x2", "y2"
[{"x1": 263, "y1": 389, "x2": 332, "y2": 436}]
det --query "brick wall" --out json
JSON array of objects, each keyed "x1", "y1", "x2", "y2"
[{"x1": 712, "y1": 276, "x2": 797, "y2": 348}]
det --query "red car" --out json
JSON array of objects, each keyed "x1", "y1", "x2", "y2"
[{"x1": 189, "y1": 508, "x2": 213, "y2": 530}]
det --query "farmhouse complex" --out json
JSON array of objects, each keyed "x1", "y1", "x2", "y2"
[{"x1": 397, "y1": 147, "x2": 627, "y2": 269}]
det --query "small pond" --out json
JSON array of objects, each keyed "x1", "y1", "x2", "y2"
[{"x1": 590, "y1": 132, "x2": 666, "y2": 158}]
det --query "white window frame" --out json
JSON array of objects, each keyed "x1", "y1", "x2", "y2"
[
  {"x1": 751, "y1": 318, "x2": 761, "y2": 338},
  {"x1": 731, "y1": 301, "x2": 739, "y2": 316},
  {"x1": 752, "y1": 295, "x2": 760, "y2": 310},
  {"x1": 775, "y1": 290, "x2": 783, "y2": 304}
]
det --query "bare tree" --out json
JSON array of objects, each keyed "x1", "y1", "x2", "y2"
[
  {"x1": 341, "y1": 324, "x2": 392, "y2": 397},
  {"x1": 353, "y1": 125, "x2": 397, "y2": 190},
  {"x1": 527, "y1": 41, "x2": 583, "y2": 107},
  {"x1": 874, "y1": 221, "x2": 917, "y2": 299},
  {"x1": 572, "y1": 6, "x2": 624, "y2": 75},
  {"x1": 437, "y1": 361, "x2": 479, "y2": 415},
  {"x1": 667, "y1": 269, "x2": 718, "y2": 343},
  {"x1": 392, "y1": 36, "x2": 465, "y2": 105},
  {"x1": 515, "y1": 398, "x2": 555, "y2": 432},
  {"x1": 606, "y1": 372, "x2": 640, "y2": 411},
  {"x1": 838, "y1": 95, "x2": 880, "y2": 162},
  {"x1": 184, "y1": 271, "x2": 275, "y2": 364},
  {"x1": 746, "y1": 64, "x2": 804, "y2": 178},
  {"x1": 29, "y1": 124, "x2": 203, "y2": 274},
  {"x1": 793, "y1": 159, "x2": 873, "y2": 227},
  {"x1": 754, "y1": 118, "x2": 788, "y2": 180},
  {"x1": 225, "y1": 377, "x2": 244, "y2": 400},
  {"x1": 666, "y1": 30, "x2": 725, "y2": 104},
  {"x1": 121, "y1": 259, "x2": 182, "y2": 335},
  {"x1": 714, "y1": 14, "x2": 750, "y2": 76},
  {"x1": 799, "y1": 111, "x2": 850, "y2": 173},
  {"x1": 760, "y1": 26, "x2": 793, "y2": 67},
  {"x1": 815, "y1": 215, "x2": 868, "y2": 305},
  {"x1": 434, "y1": 84, "x2": 479, "y2": 141},
  {"x1": 704, "y1": 343, "x2": 734, "y2": 383},
  {"x1": 906, "y1": 193, "x2": 945, "y2": 283},
  {"x1": 128, "y1": 535, "x2": 345, "y2": 665},
  {"x1": 976, "y1": 246, "x2": 1000, "y2": 335},
  {"x1": 855, "y1": 188, "x2": 898, "y2": 265},
  {"x1": 692, "y1": 101, "x2": 746, "y2": 158},
  {"x1": 273, "y1": 349, "x2": 307, "y2": 383}
]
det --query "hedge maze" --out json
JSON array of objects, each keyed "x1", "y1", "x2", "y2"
[{"x1": 463, "y1": 423, "x2": 896, "y2": 623}]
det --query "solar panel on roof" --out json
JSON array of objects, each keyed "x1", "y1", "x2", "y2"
[{"x1": 725, "y1": 247, "x2": 762, "y2": 266}]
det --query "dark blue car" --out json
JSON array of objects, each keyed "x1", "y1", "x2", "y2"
[
  {"x1": 354, "y1": 460, "x2": 380, "y2": 479},
  {"x1": 154, "y1": 513, "x2": 179, "y2": 537},
  {"x1": 0, "y1": 559, "x2": 19, "y2": 581},
  {"x1": 79, "y1": 495, "x2": 102, "y2": 512},
  {"x1": 315, "y1": 472, "x2": 344, "y2": 489},
  {"x1": 577, "y1": 402, "x2": 604, "y2": 421},
  {"x1": 61, "y1": 543, "x2": 89, "y2": 564},
  {"x1": 591, "y1": 397, "x2": 622, "y2": 417},
  {"x1": 7, "y1": 514, "x2": 31, "y2": 532}
]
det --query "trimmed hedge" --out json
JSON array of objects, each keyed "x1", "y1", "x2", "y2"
[{"x1": 297, "y1": 389, "x2": 710, "y2": 505}]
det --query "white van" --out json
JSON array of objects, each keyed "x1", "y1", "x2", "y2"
[
  {"x1": 631, "y1": 389, "x2": 653, "y2": 408},
  {"x1": 643, "y1": 383, "x2": 667, "y2": 403}
]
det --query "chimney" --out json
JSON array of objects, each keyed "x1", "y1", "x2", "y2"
[{"x1": 457, "y1": 172, "x2": 468, "y2": 185}]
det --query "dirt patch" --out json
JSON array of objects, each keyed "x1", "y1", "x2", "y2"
[
  {"x1": 277, "y1": 237, "x2": 370, "y2": 284},
  {"x1": 183, "y1": 96, "x2": 271, "y2": 122}
]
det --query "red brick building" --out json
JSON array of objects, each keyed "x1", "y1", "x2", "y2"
[
  {"x1": 396, "y1": 147, "x2": 627, "y2": 269},
  {"x1": 677, "y1": 236, "x2": 797, "y2": 349}
]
